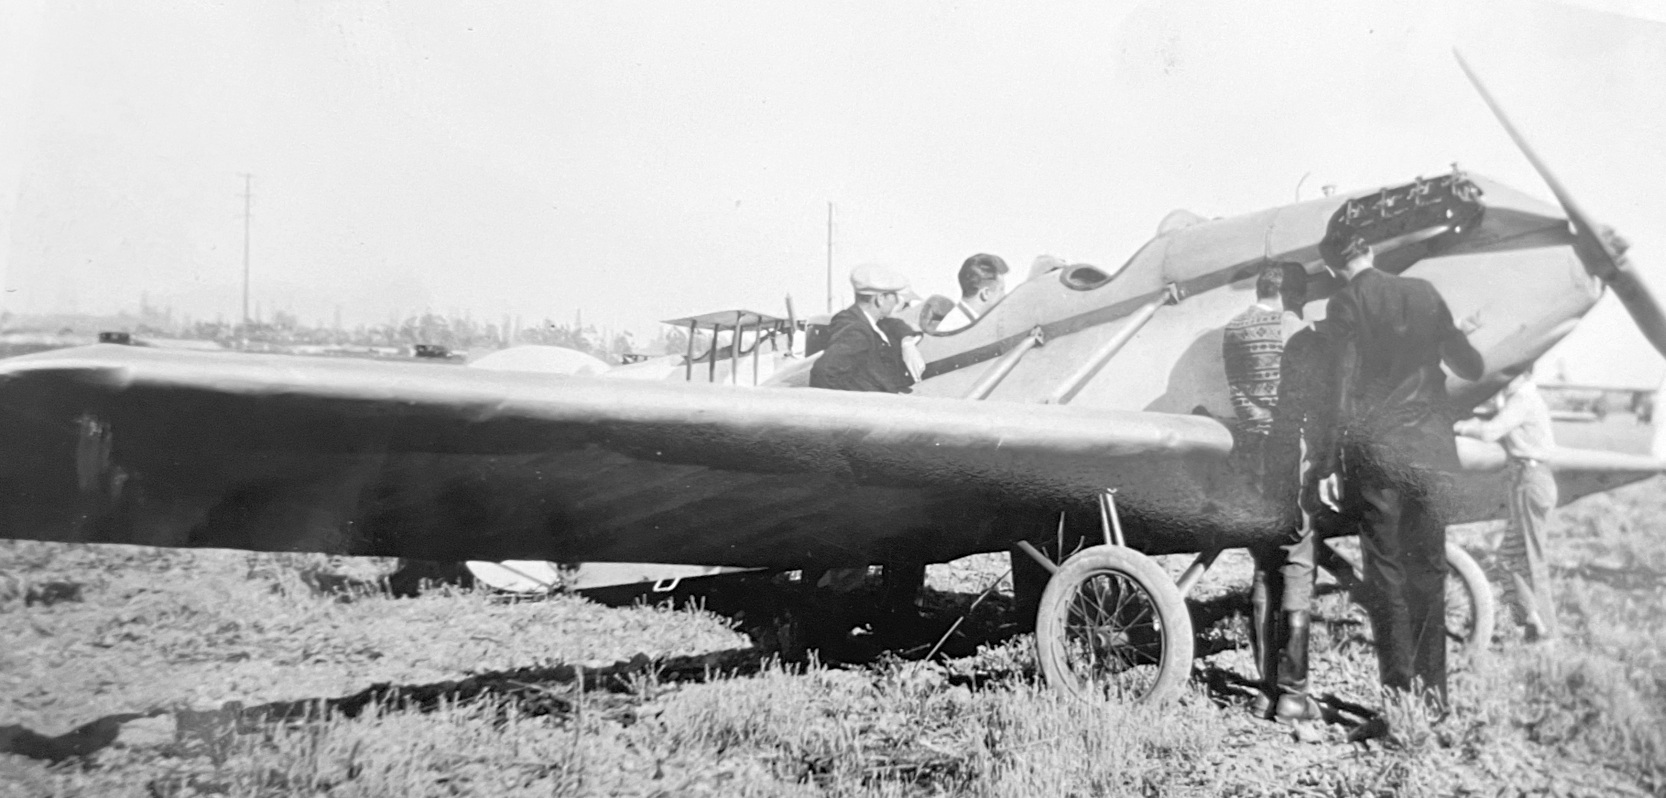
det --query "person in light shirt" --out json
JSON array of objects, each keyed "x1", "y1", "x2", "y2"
[
  {"x1": 1454, "y1": 365, "x2": 1560, "y2": 641},
  {"x1": 935, "y1": 254, "x2": 1009, "y2": 333}
]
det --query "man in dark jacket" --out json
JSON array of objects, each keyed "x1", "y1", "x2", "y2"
[
  {"x1": 1317, "y1": 231, "x2": 1483, "y2": 714},
  {"x1": 809, "y1": 264, "x2": 926, "y2": 618},
  {"x1": 810, "y1": 264, "x2": 922, "y2": 393}
]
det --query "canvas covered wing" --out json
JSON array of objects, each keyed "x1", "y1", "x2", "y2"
[{"x1": 0, "y1": 346, "x2": 1244, "y2": 568}]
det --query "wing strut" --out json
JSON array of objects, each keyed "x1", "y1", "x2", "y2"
[
  {"x1": 963, "y1": 326, "x2": 1045, "y2": 400},
  {"x1": 1043, "y1": 284, "x2": 1181, "y2": 405}
]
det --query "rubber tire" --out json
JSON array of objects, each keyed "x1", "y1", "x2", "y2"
[
  {"x1": 1444, "y1": 542, "x2": 1495, "y2": 661},
  {"x1": 1035, "y1": 545, "x2": 1193, "y2": 703},
  {"x1": 1318, "y1": 540, "x2": 1496, "y2": 662}
]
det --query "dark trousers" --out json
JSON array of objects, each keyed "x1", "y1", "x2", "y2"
[
  {"x1": 1251, "y1": 452, "x2": 1319, "y2": 698},
  {"x1": 1356, "y1": 479, "x2": 1448, "y2": 705},
  {"x1": 1251, "y1": 515, "x2": 1318, "y2": 612}
]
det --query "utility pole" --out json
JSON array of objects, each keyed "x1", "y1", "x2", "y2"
[
  {"x1": 240, "y1": 174, "x2": 252, "y2": 327},
  {"x1": 826, "y1": 202, "x2": 833, "y2": 314}
]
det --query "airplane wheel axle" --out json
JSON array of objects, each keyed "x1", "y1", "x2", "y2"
[{"x1": 1035, "y1": 544, "x2": 1193, "y2": 703}]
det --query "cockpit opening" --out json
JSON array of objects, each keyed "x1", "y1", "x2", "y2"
[{"x1": 1061, "y1": 264, "x2": 1115, "y2": 291}]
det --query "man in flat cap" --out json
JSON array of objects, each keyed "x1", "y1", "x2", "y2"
[
  {"x1": 810, "y1": 264, "x2": 927, "y2": 619},
  {"x1": 810, "y1": 264, "x2": 923, "y2": 393},
  {"x1": 1316, "y1": 228, "x2": 1483, "y2": 722}
]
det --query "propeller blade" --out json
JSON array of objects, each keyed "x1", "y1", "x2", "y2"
[
  {"x1": 1455, "y1": 50, "x2": 1666, "y2": 358},
  {"x1": 1605, "y1": 267, "x2": 1666, "y2": 359},
  {"x1": 1454, "y1": 52, "x2": 1615, "y2": 272}
]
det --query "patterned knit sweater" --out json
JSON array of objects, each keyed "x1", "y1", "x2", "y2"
[{"x1": 1222, "y1": 304, "x2": 1286, "y2": 435}]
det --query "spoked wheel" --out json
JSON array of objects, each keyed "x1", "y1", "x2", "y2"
[
  {"x1": 1315, "y1": 539, "x2": 1495, "y2": 663},
  {"x1": 1035, "y1": 545, "x2": 1193, "y2": 703},
  {"x1": 1443, "y1": 543, "x2": 1495, "y2": 661}
]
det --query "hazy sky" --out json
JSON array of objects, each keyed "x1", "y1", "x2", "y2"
[{"x1": 1, "y1": 0, "x2": 1662, "y2": 381}]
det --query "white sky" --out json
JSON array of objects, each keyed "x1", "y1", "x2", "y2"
[{"x1": 0, "y1": 0, "x2": 1662, "y2": 382}]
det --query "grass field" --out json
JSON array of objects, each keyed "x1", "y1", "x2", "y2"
[{"x1": 3, "y1": 424, "x2": 1664, "y2": 795}]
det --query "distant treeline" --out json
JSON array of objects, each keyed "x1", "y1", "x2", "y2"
[{"x1": 2, "y1": 309, "x2": 692, "y2": 365}]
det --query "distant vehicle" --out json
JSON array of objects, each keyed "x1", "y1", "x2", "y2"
[{"x1": 412, "y1": 343, "x2": 456, "y2": 359}]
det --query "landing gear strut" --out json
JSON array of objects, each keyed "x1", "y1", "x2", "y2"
[
  {"x1": 1019, "y1": 493, "x2": 1497, "y2": 703},
  {"x1": 1034, "y1": 543, "x2": 1194, "y2": 702}
]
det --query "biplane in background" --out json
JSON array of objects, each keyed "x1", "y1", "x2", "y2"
[
  {"x1": 1534, "y1": 381, "x2": 1661, "y2": 424},
  {"x1": 2, "y1": 57, "x2": 1663, "y2": 702},
  {"x1": 609, "y1": 309, "x2": 802, "y2": 386}
]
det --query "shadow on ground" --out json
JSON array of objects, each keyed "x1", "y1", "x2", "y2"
[
  {"x1": 0, "y1": 570, "x2": 1036, "y2": 763},
  {"x1": 582, "y1": 570, "x2": 1031, "y2": 666},
  {"x1": 0, "y1": 647, "x2": 765, "y2": 762}
]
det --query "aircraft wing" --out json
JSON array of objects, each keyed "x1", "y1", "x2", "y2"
[
  {"x1": 0, "y1": 345, "x2": 1239, "y2": 568},
  {"x1": 1450, "y1": 438, "x2": 1665, "y2": 524}
]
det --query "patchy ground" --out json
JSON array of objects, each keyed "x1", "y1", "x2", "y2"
[{"x1": 3, "y1": 470, "x2": 1664, "y2": 795}]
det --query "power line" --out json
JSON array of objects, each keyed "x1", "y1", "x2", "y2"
[
  {"x1": 826, "y1": 201, "x2": 833, "y2": 313},
  {"x1": 240, "y1": 173, "x2": 253, "y2": 327}
]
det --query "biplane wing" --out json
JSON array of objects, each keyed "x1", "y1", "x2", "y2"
[{"x1": 0, "y1": 344, "x2": 1252, "y2": 567}]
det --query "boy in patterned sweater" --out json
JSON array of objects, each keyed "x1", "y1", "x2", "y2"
[
  {"x1": 1223, "y1": 261, "x2": 1309, "y2": 476},
  {"x1": 1223, "y1": 260, "x2": 1314, "y2": 719}
]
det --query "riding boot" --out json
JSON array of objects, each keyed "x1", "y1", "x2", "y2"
[
  {"x1": 1249, "y1": 567, "x2": 1279, "y2": 714},
  {"x1": 1274, "y1": 610, "x2": 1323, "y2": 721}
]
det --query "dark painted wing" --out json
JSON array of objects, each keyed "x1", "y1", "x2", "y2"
[{"x1": 0, "y1": 345, "x2": 1237, "y2": 568}]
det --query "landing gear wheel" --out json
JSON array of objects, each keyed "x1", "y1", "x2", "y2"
[
  {"x1": 1316, "y1": 539, "x2": 1495, "y2": 663},
  {"x1": 1035, "y1": 544, "x2": 1193, "y2": 703},
  {"x1": 1443, "y1": 542, "x2": 1495, "y2": 661}
]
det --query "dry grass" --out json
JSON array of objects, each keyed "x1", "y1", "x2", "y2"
[{"x1": 4, "y1": 472, "x2": 1665, "y2": 796}]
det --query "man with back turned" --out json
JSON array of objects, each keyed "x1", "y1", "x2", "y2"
[{"x1": 1316, "y1": 227, "x2": 1483, "y2": 723}]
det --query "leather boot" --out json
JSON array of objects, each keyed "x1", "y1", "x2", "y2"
[
  {"x1": 1274, "y1": 610, "x2": 1323, "y2": 722},
  {"x1": 1249, "y1": 568, "x2": 1279, "y2": 715}
]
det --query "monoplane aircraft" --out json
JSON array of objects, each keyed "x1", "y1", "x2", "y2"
[{"x1": 1, "y1": 57, "x2": 1661, "y2": 702}]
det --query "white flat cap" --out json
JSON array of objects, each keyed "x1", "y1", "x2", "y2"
[{"x1": 850, "y1": 264, "x2": 916, "y2": 298}]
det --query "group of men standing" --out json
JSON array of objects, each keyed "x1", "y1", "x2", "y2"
[
  {"x1": 1227, "y1": 223, "x2": 1563, "y2": 731},
  {"x1": 805, "y1": 228, "x2": 1564, "y2": 730}
]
